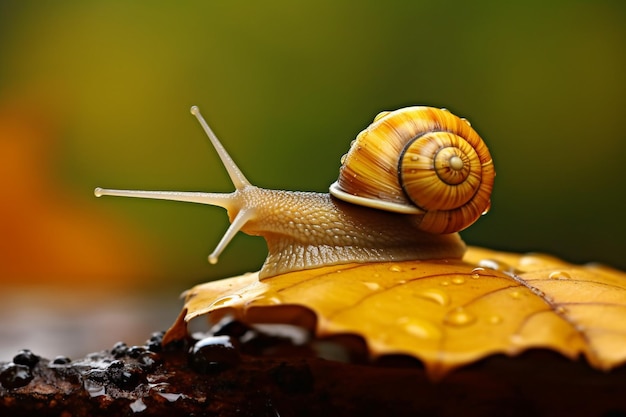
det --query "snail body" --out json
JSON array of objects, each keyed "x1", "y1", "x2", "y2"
[{"x1": 95, "y1": 106, "x2": 494, "y2": 278}]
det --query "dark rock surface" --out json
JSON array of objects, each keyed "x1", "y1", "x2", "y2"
[{"x1": 2, "y1": 321, "x2": 626, "y2": 417}]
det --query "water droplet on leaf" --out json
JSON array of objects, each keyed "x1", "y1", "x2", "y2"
[
  {"x1": 398, "y1": 317, "x2": 442, "y2": 339},
  {"x1": 549, "y1": 271, "x2": 571, "y2": 280},
  {"x1": 451, "y1": 277, "x2": 465, "y2": 285},
  {"x1": 363, "y1": 282, "x2": 381, "y2": 291},
  {"x1": 444, "y1": 308, "x2": 476, "y2": 327},
  {"x1": 416, "y1": 288, "x2": 450, "y2": 306},
  {"x1": 470, "y1": 267, "x2": 485, "y2": 279},
  {"x1": 209, "y1": 294, "x2": 242, "y2": 309}
]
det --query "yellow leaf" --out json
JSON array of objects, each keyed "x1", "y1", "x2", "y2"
[{"x1": 166, "y1": 246, "x2": 626, "y2": 379}]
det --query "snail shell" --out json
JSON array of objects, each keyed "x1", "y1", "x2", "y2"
[{"x1": 330, "y1": 107, "x2": 494, "y2": 234}]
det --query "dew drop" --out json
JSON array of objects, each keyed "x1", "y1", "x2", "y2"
[
  {"x1": 398, "y1": 317, "x2": 442, "y2": 339},
  {"x1": 440, "y1": 280, "x2": 450, "y2": 286},
  {"x1": 481, "y1": 200, "x2": 492, "y2": 215},
  {"x1": 444, "y1": 308, "x2": 476, "y2": 327},
  {"x1": 510, "y1": 334, "x2": 524, "y2": 345},
  {"x1": 416, "y1": 288, "x2": 450, "y2": 306},
  {"x1": 479, "y1": 259, "x2": 512, "y2": 272},
  {"x1": 519, "y1": 255, "x2": 544, "y2": 267},
  {"x1": 451, "y1": 276, "x2": 465, "y2": 285},
  {"x1": 460, "y1": 117, "x2": 471, "y2": 126},
  {"x1": 555, "y1": 306, "x2": 567, "y2": 315},
  {"x1": 363, "y1": 282, "x2": 381, "y2": 291},
  {"x1": 488, "y1": 314, "x2": 503, "y2": 325},
  {"x1": 209, "y1": 294, "x2": 242, "y2": 309},
  {"x1": 477, "y1": 259, "x2": 500, "y2": 270},
  {"x1": 477, "y1": 259, "x2": 521, "y2": 276},
  {"x1": 410, "y1": 155, "x2": 419, "y2": 161},
  {"x1": 389, "y1": 265, "x2": 403, "y2": 273},
  {"x1": 340, "y1": 154, "x2": 347, "y2": 164},
  {"x1": 549, "y1": 271, "x2": 571, "y2": 280},
  {"x1": 251, "y1": 292, "x2": 283, "y2": 305},
  {"x1": 509, "y1": 290, "x2": 522, "y2": 300},
  {"x1": 471, "y1": 267, "x2": 485, "y2": 279}
]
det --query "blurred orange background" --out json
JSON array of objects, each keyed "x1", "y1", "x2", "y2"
[{"x1": 0, "y1": 1, "x2": 624, "y2": 358}]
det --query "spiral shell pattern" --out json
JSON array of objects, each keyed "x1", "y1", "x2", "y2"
[{"x1": 330, "y1": 106, "x2": 494, "y2": 234}]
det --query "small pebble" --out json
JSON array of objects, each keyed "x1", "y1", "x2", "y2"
[
  {"x1": 211, "y1": 317, "x2": 252, "y2": 338},
  {"x1": 12, "y1": 350, "x2": 40, "y2": 368},
  {"x1": 137, "y1": 352, "x2": 158, "y2": 371},
  {"x1": 189, "y1": 335, "x2": 240, "y2": 374},
  {"x1": 51, "y1": 356, "x2": 71, "y2": 365},
  {"x1": 127, "y1": 346, "x2": 146, "y2": 358},
  {"x1": 0, "y1": 364, "x2": 34, "y2": 389},
  {"x1": 111, "y1": 342, "x2": 128, "y2": 358},
  {"x1": 108, "y1": 366, "x2": 141, "y2": 391},
  {"x1": 146, "y1": 331, "x2": 164, "y2": 352}
]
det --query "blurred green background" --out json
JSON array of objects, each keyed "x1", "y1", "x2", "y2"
[{"x1": 1, "y1": 0, "x2": 624, "y2": 294}]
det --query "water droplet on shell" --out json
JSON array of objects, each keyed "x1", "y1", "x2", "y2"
[{"x1": 481, "y1": 200, "x2": 491, "y2": 215}]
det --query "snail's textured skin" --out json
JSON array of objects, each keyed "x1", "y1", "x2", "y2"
[{"x1": 231, "y1": 187, "x2": 465, "y2": 277}]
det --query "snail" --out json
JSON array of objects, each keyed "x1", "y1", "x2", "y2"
[{"x1": 95, "y1": 106, "x2": 495, "y2": 278}]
